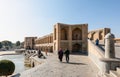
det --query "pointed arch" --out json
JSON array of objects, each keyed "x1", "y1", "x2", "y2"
[
  {"x1": 61, "y1": 28, "x2": 68, "y2": 40},
  {"x1": 54, "y1": 28, "x2": 56, "y2": 40},
  {"x1": 91, "y1": 32, "x2": 95, "y2": 40},
  {"x1": 72, "y1": 28, "x2": 82, "y2": 40},
  {"x1": 99, "y1": 31, "x2": 103, "y2": 40}
]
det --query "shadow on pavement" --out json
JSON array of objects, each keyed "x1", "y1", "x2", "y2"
[{"x1": 62, "y1": 62, "x2": 87, "y2": 65}]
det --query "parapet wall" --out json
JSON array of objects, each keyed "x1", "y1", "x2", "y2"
[
  {"x1": 88, "y1": 39, "x2": 105, "y2": 72},
  {"x1": 30, "y1": 56, "x2": 43, "y2": 67},
  {"x1": 88, "y1": 39, "x2": 120, "y2": 75}
]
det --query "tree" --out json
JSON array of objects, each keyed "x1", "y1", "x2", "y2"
[
  {"x1": 16, "y1": 41, "x2": 21, "y2": 47},
  {"x1": 20, "y1": 42, "x2": 24, "y2": 48},
  {"x1": 1, "y1": 40, "x2": 13, "y2": 50},
  {"x1": 0, "y1": 42, "x2": 2, "y2": 49},
  {"x1": 0, "y1": 60, "x2": 15, "y2": 77}
]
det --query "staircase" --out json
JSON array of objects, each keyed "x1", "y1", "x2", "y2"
[{"x1": 104, "y1": 67, "x2": 120, "y2": 77}]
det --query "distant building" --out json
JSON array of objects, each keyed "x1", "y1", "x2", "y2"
[{"x1": 24, "y1": 37, "x2": 37, "y2": 49}]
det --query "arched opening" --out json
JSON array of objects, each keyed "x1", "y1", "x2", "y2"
[
  {"x1": 91, "y1": 32, "x2": 95, "y2": 40},
  {"x1": 61, "y1": 28, "x2": 67, "y2": 40},
  {"x1": 99, "y1": 31, "x2": 103, "y2": 40},
  {"x1": 54, "y1": 43, "x2": 56, "y2": 51},
  {"x1": 54, "y1": 28, "x2": 56, "y2": 40},
  {"x1": 49, "y1": 46, "x2": 53, "y2": 52},
  {"x1": 41, "y1": 47, "x2": 43, "y2": 51},
  {"x1": 32, "y1": 39, "x2": 34, "y2": 49},
  {"x1": 72, "y1": 28, "x2": 82, "y2": 40},
  {"x1": 88, "y1": 33, "x2": 91, "y2": 39},
  {"x1": 26, "y1": 46, "x2": 30, "y2": 50},
  {"x1": 72, "y1": 43, "x2": 82, "y2": 52}
]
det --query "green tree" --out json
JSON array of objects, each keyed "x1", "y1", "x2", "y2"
[
  {"x1": 0, "y1": 42, "x2": 2, "y2": 49},
  {"x1": 20, "y1": 42, "x2": 24, "y2": 48},
  {"x1": 16, "y1": 41, "x2": 21, "y2": 47},
  {"x1": 0, "y1": 60, "x2": 15, "y2": 77},
  {"x1": 1, "y1": 40, "x2": 13, "y2": 49}
]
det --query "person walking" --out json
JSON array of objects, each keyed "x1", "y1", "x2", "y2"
[
  {"x1": 95, "y1": 39, "x2": 99, "y2": 45},
  {"x1": 58, "y1": 48, "x2": 64, "y2": 62},
  {"x1": 64, "y1": 48, "x2": 70, "y2": 63}
]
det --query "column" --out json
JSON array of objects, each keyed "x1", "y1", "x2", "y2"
[
  {"x1": 105, "y1": 33, "x2": 115, "y2": 58},
  {"x1": 69, "y1": 26, "x2": 72, "y2": 52}
]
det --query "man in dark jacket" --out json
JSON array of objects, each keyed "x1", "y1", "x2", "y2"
[
  {"x1": 64, "y1": 48, "x2": 70, "y2": 63},
  {"x1": 58, "y1": 48, "x2": 64, "y2": 62}
]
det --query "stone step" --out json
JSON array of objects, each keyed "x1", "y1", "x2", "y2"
[
  {"x1": 117, "y1": 67, "x2": 120, "y2": 74},
  {"x1": 110, "y1": 70, "x2": 120, "y2": 77}
]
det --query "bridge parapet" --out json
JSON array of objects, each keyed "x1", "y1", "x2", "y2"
[{"x1": 88, "y1": 33, "x2": 120, "y2": 77}]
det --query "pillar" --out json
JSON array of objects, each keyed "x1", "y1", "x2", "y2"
[{"x1": 105, "y1": 33, "x2": 115, "y2": 58}]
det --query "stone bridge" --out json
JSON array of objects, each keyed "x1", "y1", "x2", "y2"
[{"x1": 11, "y1": 33, "x2": 120, "y2": 77}]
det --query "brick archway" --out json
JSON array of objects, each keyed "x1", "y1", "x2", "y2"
[
  {"x1": 72, "y1": 28, "x2": 82, "y2": 40},
  {"x1": 61, "y1": 28, "x2": 68, "y2": 40},
  {"x1": 72, "y1": 43, "x2": 82, "y2": 52}
]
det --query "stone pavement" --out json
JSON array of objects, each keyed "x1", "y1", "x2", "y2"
[{"x1": 20, "y1": 53, "x2": 99, "y2": 77}]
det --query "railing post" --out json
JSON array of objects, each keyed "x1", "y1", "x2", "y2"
[
  {"x1": 105, "y1": 33, "x2": 115, "y2": 58},
  {"x1": 103, "y1": 33, "x2": 115, "y2": 73}
]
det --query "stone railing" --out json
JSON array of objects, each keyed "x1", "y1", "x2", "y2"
[
  {"x1": 88, "y1": 39, "x2": 105, "y2": 72},
  {"x1": 88, "y1": 33, "x2": 120, "y2": 77},
  {"x1": 11, "y1": 51, "x2": 46, "y2": 77}
]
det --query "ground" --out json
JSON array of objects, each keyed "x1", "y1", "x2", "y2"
[{"x1": 20, "y1": 53, "x2": 99, "y2": 77}]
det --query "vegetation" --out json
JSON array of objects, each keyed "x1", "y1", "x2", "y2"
[
  {"x1": 0, "y1": 40, "x2": 23, "y2": 50},
  {"x1": 20, "y1": 42, "x2": 24, "y2": 48},
  {"x1": 0, "y1": 60, "x2": 15, "y2": 77},
  {"x1": 15, "y1": 41, "x2": 21, "y2": 47},
  {"x1": 1, "y1": 40, "x2": 13, "y2": 50},
  {"x1": 2, "y1": 40, "x2": 12, "y2": 48},
  {"x1": 0, "y1": 42, "x2": 2, "y2": 49}
]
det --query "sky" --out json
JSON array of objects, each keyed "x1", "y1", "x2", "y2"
[{"x1": 0, "y1": 0, "x2": 120, "y2": 43}]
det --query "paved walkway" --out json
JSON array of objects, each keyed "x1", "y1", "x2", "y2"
[{"x1": 20, "y1": 53, "x2": 99, "y2": 77}]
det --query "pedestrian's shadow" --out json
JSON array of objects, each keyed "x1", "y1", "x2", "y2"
[{"x1": 62, "y1": 62, "x2": 86, "y2": 65}]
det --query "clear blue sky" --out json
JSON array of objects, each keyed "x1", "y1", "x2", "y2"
[{"x1": 0, "y1": 0, "x2": 120, "y2": 43}]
